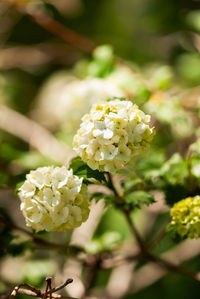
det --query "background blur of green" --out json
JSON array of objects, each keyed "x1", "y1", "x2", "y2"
[
  {"x1": 1, "y1": 0, "x2": 200, "y2": 114},
  {"x1": 1, "y1": 0, "x2": 200, "y2": 298}
]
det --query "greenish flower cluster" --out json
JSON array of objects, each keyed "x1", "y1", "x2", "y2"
[{"x1": 169, "y1": 196, "x2": 200, "y2": 239}]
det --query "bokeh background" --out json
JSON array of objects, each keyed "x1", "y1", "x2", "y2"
[{"x1": 1, "y1": 0, "x2": 200, "y2": 298}]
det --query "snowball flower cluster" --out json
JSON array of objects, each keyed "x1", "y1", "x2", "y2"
[
  {"x1": 18, "y1": 166, "x2": 90, "y2": 232},
  {"x1": 34, "y1": 74, "x2": 124, "y2": 131},
  {"x1": 170, "y1": 196, "x2": 200, "y2": 239},
  {"x1": 73, "y1": 99, "x2": 155, "y2": 173}
]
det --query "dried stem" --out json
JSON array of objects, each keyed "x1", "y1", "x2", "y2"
[
  {"x1": 46, "y1": 279, "x2": 73, "y2": 295},
  {"x1": 9, "y1": 277, "x2": 75, "y2": 299}
]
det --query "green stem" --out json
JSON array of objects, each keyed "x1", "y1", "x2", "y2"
[{"x1": 106, "y1": 173, "x2": 200, "y2": 282}]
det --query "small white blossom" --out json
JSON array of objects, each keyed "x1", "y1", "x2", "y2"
[
  {"x1": 18, "y1": 166, "x2": 90, "y2": 232},
  {"x1": 73, "y1": 99, "x2": 155, "y2": 173}
]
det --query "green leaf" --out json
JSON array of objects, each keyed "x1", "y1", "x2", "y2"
[
  {"x1": 85, "y1": 231, "x2": 122, "y2": 254},
  {"x1": 161, "y1": 153, "x2": 188, "y2": 185},
  {"x1": 90, "y1": 192, "x2": 114, "y2": 205},
  {"x1": 125, "y1": 190, "x2": 155, "y2": 208},
  {"x1": 15, "y1": 181, "x2": 24, "y2": 195},
  {"x1": 69, "y1": 156, "x2": 106, "y2": 183},
  {"x1": 101, "y1": 231, "x2": 122, "y2": 249},
  {"x1": 122, "y1": 178, "x2": 144, "y2": 193}
]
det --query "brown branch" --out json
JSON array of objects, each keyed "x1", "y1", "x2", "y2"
[
  {"x1": 108, "y1": 174, "x2": 200, "y2": 282},
  {"x1": 46, "y1": 279, "x2": 73, "y2": 295},
  {"x1": 11, "y1": 283, "x2": 41, "y2": 297},
  {"x1": 43, "y1": 277, "x2": 52, "y2": 299},
  {"x1": 10, "y1": 288, "x2": 75, "y2": 298},
  {"x1": 100, "y1": 253, "x2": 141, "y2": 269},
  {"x1": 9, "y1": 277, "x2": 75, "y2": 299},
  {"x1": 82, "y1": 255, "x2": 101, "y2": 298},
  {"x1": 123, "y1": 209, "x2": 147, "y2": 253},
  {"x1": 6, "y1": 0, "x2": 95, "y2": 54},
  {"x1": 146, "y1": 224, "x2": 168, "y2": 250}
]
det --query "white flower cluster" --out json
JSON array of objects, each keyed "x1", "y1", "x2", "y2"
[
  {"x1": 18, "y1": 166, "x2": 90, "y2": 232},
  {"x1": 73, "y1": 99, "x2": 155, "y2": 173},
  {"x1": 34, "y1": 74, "x2": 124, "y2": 131}
]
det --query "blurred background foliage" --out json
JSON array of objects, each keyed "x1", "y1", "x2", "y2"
[{"x1": 0, "y1": 0, "x2": 200, "y2": 298}]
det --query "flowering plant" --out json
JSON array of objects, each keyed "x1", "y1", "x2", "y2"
[{"x1": 19, "y1": 167, "x2": 89, "y2": 232}]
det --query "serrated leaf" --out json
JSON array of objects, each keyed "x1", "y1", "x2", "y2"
[
  {"x1": 90, "y1": 192, "x2": 114, "y2": 205},
  {"x1": 69, "y1": 156, "x2": 106, "y2": 182},
  {"x1": 161, "y1": 153, "x2": 188, "y2": 185},
  {"x1": 125, "y1": 190, "x2": 155, "y2": 208}
]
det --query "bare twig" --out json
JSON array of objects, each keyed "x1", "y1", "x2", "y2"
[
  {"x1": 11, "y1": 283, "x2": 41, "y2": 297},
  {"x1": 43, "y1": 277, "x2": 52, "y2": 299},
  {"x1": 47, "y1": 279, "x2": 73, "y2": 295},
  {"x1": 9, "y1": 277, "x2": 75, "y2": 299}
]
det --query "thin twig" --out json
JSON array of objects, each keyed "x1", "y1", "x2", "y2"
[
  {"x1": 82, "y1": 255, "x2": 101, "y2": 298},
  {"x1": 43, "y1": 277, "x2": 52, "y2": 299},
  {"x1": 108, "y1": 173, "x2": 200, "y2": 282},
  {"x1": 100, "y1": 253, "x2": 141, "y2": 269},
  {"x1": 106, "y1": 172, "x2": 120, "y2": 198},
  {"x1": 46, "y1": 279, "x2": 73, "y2": 295},
  {"x1": 147, "y1": 254, "x2": 200, "y2": 281},
  {"x1": 11, "y1": 283, "x2": 41, "y2": 297},
  {"x1": 123, "y1": 209, "x2": 146, "y2": 253},
  {"x1": 146, "y1": 224, "x2": 169, "y2": 249},
  {"x1": 9, "y1": 288, "x2": 76, "y2": 299},
  {"x1": 6, "y1": 0, "x2": 95, "y2": 54},
  {"x1": 9, "y1": 277, "x2": 75, "y2": 299}
]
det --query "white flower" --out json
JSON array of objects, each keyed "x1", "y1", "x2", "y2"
[
  {"x1": 73, "y1": 99, "x2": 155, "y2": 173},
  {"x1": 34, "y1": 74, "x2": 124, "y2": 132},
  {"x1": 18, "y1": 166, "x2": 90, "y2": 232}
]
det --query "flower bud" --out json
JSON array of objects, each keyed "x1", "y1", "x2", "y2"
[{"x1": 170, "y1": 196, "x2": 200, "y2": 239}]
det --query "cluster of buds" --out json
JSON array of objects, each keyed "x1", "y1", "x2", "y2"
[{"x1": 169, "y1": 196, "x2": 200, "y2": 239}]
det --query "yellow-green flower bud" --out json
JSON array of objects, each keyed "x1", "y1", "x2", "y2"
[{"x1": 170, "y1": 196, "x2": 200, "y2": 239}]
